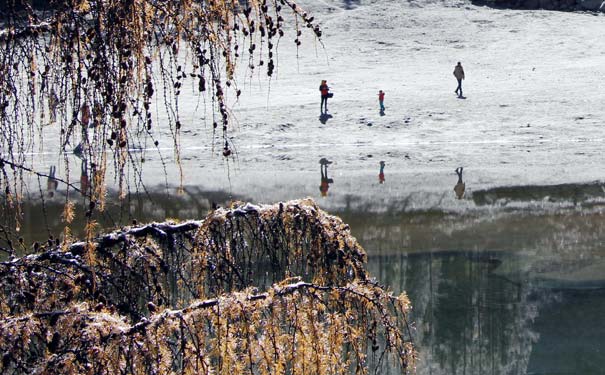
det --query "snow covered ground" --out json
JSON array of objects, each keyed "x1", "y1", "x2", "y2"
[
  {"x1": 138, "y1": 0, "x2": 605, "y2": 213},
  {"x1": 29, "y1": 0, "x2": 605, "y2": 214}
]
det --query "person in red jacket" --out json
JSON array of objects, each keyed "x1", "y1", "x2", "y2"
[
  {"x1": 319, "y1": 80, "x2": 330, "y2": 113},
  {"x1": 378, "y1": 90, "x2": 385, "y2": 112}
]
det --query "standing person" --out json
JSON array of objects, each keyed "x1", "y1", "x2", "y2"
[
  {"x1": 453, "y1": 62, "x2": 465, "y2": 98},
  {"x1": 378, "y1": 90, "x2": 385, "y2": 112},
  {"x1": 319, "y1": 80, "x2": 330, "y2": 113},
  {"x1": 378, "y1": 161, "x2": 385, "y2": 184}
]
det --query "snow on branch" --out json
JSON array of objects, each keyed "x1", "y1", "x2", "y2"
[
  {"x1": 0, "y1": 199, "x2": 415, "y2": 374},
  {"x1": 0, "y1": 280, "x2": 414, "y2": 374}
]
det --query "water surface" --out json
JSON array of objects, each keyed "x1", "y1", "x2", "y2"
[{"x1": 8, "y1": 169, "x2": 605, "y2": 375}]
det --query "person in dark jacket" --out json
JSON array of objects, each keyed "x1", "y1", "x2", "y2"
[
  {"x1": 453, "y1": 62, "x2": 465, "y2": 98},
  {"x1": 319, "y1": 80, "x2": 330, "y2": 113},
  {"x1": 47, "y1": 165, "x2": 58, "y2": 197}
]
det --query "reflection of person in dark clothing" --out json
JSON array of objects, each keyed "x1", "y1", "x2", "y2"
[
  {"x1": 454, "y1": 167, "x2": 465, "y2": 199},
  {"x1": 378, "y1": 161, "x2": 385, "y2": 184},
  {"x1": 47, "y1": 165, "x2": 58, "y2": 197},
  {"x1": 319, "y1": 158, "x2": 334, "y2": 197},
  {"x1": 319, "y1": 80, "x2": 330, "y2": 113},
  {"x1": 80, "y1": 160, "x2": 90, "y2": 195}
]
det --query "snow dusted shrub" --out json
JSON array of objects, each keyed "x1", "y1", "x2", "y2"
[{"x1": 0, "y1": 199, "x2": 416, "y2": 374}]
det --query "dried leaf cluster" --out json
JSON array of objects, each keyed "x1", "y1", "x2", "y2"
[{"x1": 0, "y1": 199, "x2": 415, "y2": 374}]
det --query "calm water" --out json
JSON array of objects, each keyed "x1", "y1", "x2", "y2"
[{"x1": 7, "y1": 172, "x2": 605, "y2": 375}]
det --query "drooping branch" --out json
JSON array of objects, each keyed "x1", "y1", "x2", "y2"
[
  {"x1": 0, "y1": 199, "x2": 415, "y2": 374},
  {"x1": 0, "y1": 199, "x2": 367, "y2": 320},
  {"x1": 0, "y1": 280, "x2": 415, "y2": 374},
  {"x1": 68, "y1": 219, "x2": 203, "y2": 254},
  {"x1": 0, "y1": 0, "x2": 323, "y2": 237},
  {"x1": 0, "y1": 157, "x2": 85, "y2": 196}
]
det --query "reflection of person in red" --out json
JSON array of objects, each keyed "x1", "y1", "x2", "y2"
[
  {"x1": 319, "y1": 158, "x2": 334, "y2": 197},
  {"x1": 378, "y1": 161, "x2": 385, "y2": 184},
  {"x1": 80, "y1": 160, "x2": 90, "y2": 195}
]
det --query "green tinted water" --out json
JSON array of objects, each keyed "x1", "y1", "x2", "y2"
[{"x1": 6, "y1": 181, "x2": 605, "y2": 375}]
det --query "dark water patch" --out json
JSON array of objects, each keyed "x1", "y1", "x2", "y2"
[
  {"x1": 2, "y1": 187, "x2": 244, "y2": 253},
  {"x1": 472, "y1": 0, "x2": 604, "y2": 11},
  {"x1": 366, "y1": 250, "x2": 605, "y2": 375},
  {"x1": 472, "y1": 181, "x2": 605, "y2": 206}
]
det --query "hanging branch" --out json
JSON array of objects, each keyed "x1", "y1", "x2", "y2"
[
  {"x1": 0, "y1": 199, "x2": 415, "y2": 374},
  {"x1": 0, "y1": 199, "x2": 369, "y2": 320},
  {"x1": 0, "y1": 0, "x2": 323, "y2": 240},
  {"x1": 0, "y1": 280, "x2": 415, "y2": 374},
  {"x1": 0, "y1": 157, "x2": 85, "y2": 196}
]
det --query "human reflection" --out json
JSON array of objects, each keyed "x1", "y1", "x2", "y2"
[
  {"x1": 80, "y1": 160, "x2": 90, "y2": 195},
  {"x1": 319, "y1": 158, "x2": 334, "y2": 197},
  {"x1": 454, "y1": 166, "x2": 465, "y2": 199},
  {"x1": 378, "y1": 161, "x2": 385, "y2": 184},
  {"x1": 47, "y1": 165, "x2": 58, "y2": 197}
]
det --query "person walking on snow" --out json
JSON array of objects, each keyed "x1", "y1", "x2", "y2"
[
  {"x1": 378, "y1": 90, "x2": 385, "y2": 112},
  {"x1": 319, "y1": 80, "x2": 330, "y2": 113},
  {"x1": 453, "y1": 62, "x2": 465, "y2": 98}
]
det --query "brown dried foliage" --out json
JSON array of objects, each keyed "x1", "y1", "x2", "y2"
[{"x1": 0, "y1": 199, "x2": 415, "y2": 374}]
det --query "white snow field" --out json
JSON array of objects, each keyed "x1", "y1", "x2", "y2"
[
  {"x1": 32, "y1": 0, "x2": 605, "y2": 213},
  {"x1": 147, "y1": 0, "x2": 605, "y2": 212}
]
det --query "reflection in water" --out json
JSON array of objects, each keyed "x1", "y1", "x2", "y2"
[
  {"x1": 319, "y1": 158, "x2": 334, "y2": 197},
  {"x1": 366, "y1": 249, "x2": 605, "y2": 374},
  {"x1": 7, "y1": 175, "x2": 605, "y2": 374},
  {"x1": 80, "y1": 159, "x2": 90, "y2": 195},
  {"x1": 368, "y1": 252, "x2": 540, "y2": 374},
  {"x1": 472, "y1": 182, "x2": 605, "y2": 206},
  {"x1": 345, "y1": 203, "x2": 605, "y2": 374},
  {"x1": 454, "y1": 166, "x2": 465, "y2": 199},
  {"x1": 379, "y1": 161, "x2": 385, "y2": 184},
  {"x1": 47, "y1": 166, "x2": 58, "y2": 198}
]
